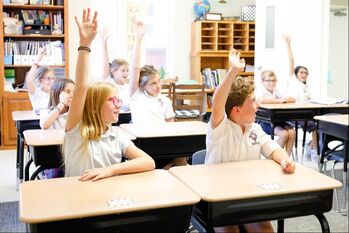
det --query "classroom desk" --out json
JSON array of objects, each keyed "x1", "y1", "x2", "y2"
[
  {"x1": 12, "y1": 110, "x2": 40, "y2": 184},
  {"x1": 119, "y1": 121, "x2": 207, "y2": 161},
  {"x1": 314, "y1": 114, "x2": 349, "y2": 214},
  {"x1": 22, "y1": 127, "x2": 136, "y2": 181},
  {"x1": 169, "y1": 160, "x2": 342, "y2": 233},
  {"x1": 19, "y1": 170, "x2": 200, "y2": 232},
  {"x1": 256, "y1": 103, "x2": 349, "y2": 154}
]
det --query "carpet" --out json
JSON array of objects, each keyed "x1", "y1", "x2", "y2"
[{"x1": 0, "y1": 201, "x2": 26, "y2": 232}]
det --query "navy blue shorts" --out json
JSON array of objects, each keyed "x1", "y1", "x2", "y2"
[{"x1": 257, "y1": 121, "x2": 292, "y2": 135}]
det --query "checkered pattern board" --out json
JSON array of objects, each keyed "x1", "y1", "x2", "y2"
[
  {"x1": 241, "y1": 5, "x2": 256, "y2": 22},
  {"x1": 175, "y1": 110, "x2": 200, "y2": 119}
]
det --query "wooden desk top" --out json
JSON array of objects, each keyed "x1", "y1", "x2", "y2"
[
  {"x1": 259, "y1": 102, "x2": 349, "y2": 110},
  {"x1": 23, "y1": 129, "x2": 65, "y2": 146},
  {"x1": 19, "y1": 170, "x2": 200, "y2": 223},
  {"x1": 12, "y1": 110, "x2": 39, "y2": 121},
  {"x1": 119, "y1": 121, "x2": 207, "y2": 138},
  {"x1": 314, "y1": 114, "x2": 349, "y2": 126},
  {"x1": 23, "y1": 127, "x2": 136, "y2": 146},
  {"x1": 169, "y1": 160, "x2": 342, "y2": 202}
]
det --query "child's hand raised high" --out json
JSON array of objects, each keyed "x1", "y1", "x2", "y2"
[
  {"x1": 229, "y1": 49, "x2": 245, "y2": 72},
  {"x1": 75, "y1": 8, "x2": 98, "y2": 47},
  {"x1": 134, "y1": 20, "x2": 146, "y2": 40}
]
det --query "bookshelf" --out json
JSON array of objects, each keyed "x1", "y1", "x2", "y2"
[
  {"x1": 191, "y1": 20, "x2": 255, "y2": 86},
  {"x1": 0, "y1": 0, "x2": 69, "y2": 149}
]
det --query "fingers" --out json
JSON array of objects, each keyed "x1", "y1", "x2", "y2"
[{"x1": 74, "y1": 16, "x2": 81, "y2": 28}]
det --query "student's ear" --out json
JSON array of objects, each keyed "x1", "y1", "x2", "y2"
[{"x1": 231, "y1": 106, "x2": 240, "y2": 115}]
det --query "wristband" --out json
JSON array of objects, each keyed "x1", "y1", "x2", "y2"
[{"x1": 78, "y1": 46, "x2": 91, "y2": 52}]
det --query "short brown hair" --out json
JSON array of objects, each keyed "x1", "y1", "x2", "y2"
[{"x1": 225, "y1": 76, "x2": 255, "y2": 116}]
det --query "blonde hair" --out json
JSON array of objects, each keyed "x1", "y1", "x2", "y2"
[
  {"x1": 260, "y1": 70, "x2": 276, "y2": 81},
  {"x1": 80, "y1": 82, "x2": 118, "y2": 149},
  {"x1": 225, "y1": 76, "x2": 255, "y2": 116}
]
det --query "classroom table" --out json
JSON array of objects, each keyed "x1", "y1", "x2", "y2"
[
  {"x1": 256, "y1": 103, "x2": 349, "y2": 155},
  {"x1": 314, "y1": 114, "x2": 349, "y2": 214},
  {"x1": 119, "y1": 121, "x2": 207, "y2": 162},
  {"x1": 22, "y1": 127, "x2": 136, "y2": 181},
  {"x1": 12, "y1": 110, "x2": 40, "y2": 184},
  {"x1": 169, "y1": 160, "x2": 342, "y2": 233},
  {"x1": 19, "y1": 170, "x2": 200, "y2": 233}
]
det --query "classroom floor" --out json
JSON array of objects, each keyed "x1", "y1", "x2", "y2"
[{"x1": 0, "y1": 130, "x2": 348, "y2": 232}]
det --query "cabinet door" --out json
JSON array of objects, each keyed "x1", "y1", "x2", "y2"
[{"x1": 2, "y1": 95, "x2": 32, "y2": 146}]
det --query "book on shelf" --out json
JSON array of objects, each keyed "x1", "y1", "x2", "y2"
[{"x1": 202, "y1": 68, "x2": 227, "y2": 89}]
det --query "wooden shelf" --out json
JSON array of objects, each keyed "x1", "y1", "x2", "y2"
[
  {"x1": 4, "y1": 34, "x2": 65, "y2": 39},
  {"x1": 0, "y1": 0, "x2": 69, "y2": 148},
  {"x1": 3, "y1": 4, "x2": 64, "y2": 10}
]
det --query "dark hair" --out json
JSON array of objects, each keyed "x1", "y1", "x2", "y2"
[
  {"x1": 48, "y1": 78, "x2": 75, "y2": 108},
  {"x1": 225, "y1": 76, "x2": 255, "y2": 116},
  {"x1": 109, "y1": 59, "x2": 129, "y2": 78},
  {"x1": 294, "y1": 66, "x2": 308, "y2": 76},
  {"x1": 139, "y1": 65, "x2": 159, "y2": 91}
]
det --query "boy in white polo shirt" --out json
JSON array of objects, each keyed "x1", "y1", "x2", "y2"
[{"x1": 205, "y1": 49, "x2": 295, "y2": 233}]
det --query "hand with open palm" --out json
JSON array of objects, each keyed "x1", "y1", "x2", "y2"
[{"x1": 74, "y1": 8, "x2": 98, "y2": 48}]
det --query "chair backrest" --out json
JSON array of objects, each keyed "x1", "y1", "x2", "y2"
[
  {"x1": 172, "y1": 83, "x2": 205, "y2": 120},
  {"x1": 192, "y1": 149, "x2": 206, "y2": 165},
  {"x1": 161, "y1": 82, "x2": 173, "y2": 100}
]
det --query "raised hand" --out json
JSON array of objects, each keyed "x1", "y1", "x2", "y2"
[
  {"x1": 35, "y1": 46, "x2": 46, "y2": 64},
  {"x1": 99, "y1": 26, "x2": 110, "y2": 43},
  {"x1": 229, "y1": 49, "x2": 245, "y2": 72},
  {"x1": 282, "y1": 32, "x2": 291, "y2": 45},
  {"x1": 74, "y1": 8, "x2": 98, "y2": 47},
  {"x1": 134, "y1": 20, "x2": 146, "y2": 40}
]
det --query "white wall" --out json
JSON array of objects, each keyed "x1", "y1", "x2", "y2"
[
  {"x1": 327, "y1": 4, "x2": 348, "y2": 99},
  {"x1": 255, "y1": 0, "x2": 330, "y2": 99}
]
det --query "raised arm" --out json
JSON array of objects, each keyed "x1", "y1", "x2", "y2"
[
  {"x1": 210, "y1": 49, "x2": 245, "y2": 129},
  {"x1": 26, "y1": 47, "x2": 46, "y2": 95},
  {"x1": 283, "y1": 34, "x2": 295, "y2": 77},
  {"x1": 99, "y1": 27, "x2": 111, "y2": 80},
  {"x1": 66, "y1": 8, "x2": 98, "y2": 132},
  {"x1": 129, "y1": 21, "x2": 146, "y2": 97}
]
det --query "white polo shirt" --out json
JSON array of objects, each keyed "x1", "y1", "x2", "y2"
[
  {"x1": 205, "y1": 114, "x2": 280, "y2": 164},
  {"x1": 255, "y1": 85, "x2": 283, "y2": 103},
  {"x1": 29, "y1": 87, "x2": 49, "y2": 112},
  {"x1": 130, "y1": 89, "x2": 175, "y2": 124},
  {"x1": 64, "y1": 123, "x2": 133, "y2": 177},
  {"x1": 39, "y1": 109, "x2": 68, "y2": 129},
  {"x1": 286, "y1": 75, "x2": 311, "y2": 103}
]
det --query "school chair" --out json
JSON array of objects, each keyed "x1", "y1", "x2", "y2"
[
  {"x1": 172, "y1": 83, "x2": 205, "y2": 121},
  {"x1": 319, "y1": 134, "x2": 347, "y2": 213},
  {"x1": 161, "y1": 76, "x2": 178, "y2": 101}
]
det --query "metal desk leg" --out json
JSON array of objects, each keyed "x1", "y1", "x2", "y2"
[
  {"x1": 18, "y1": 134, "x2": 25, "y2": 182},
  {"x1": 339, "y1": 141, "x2": 348, "y2": 215},
  {"x1": 315, "y1": 213, "x2": 330, "y2": 233},
  {"x1": 277, "y1": 219, "x2": 284, "y2": 233}
]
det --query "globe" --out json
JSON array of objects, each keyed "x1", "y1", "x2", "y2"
[{"x1": 193, "y1": 0, "x2": 211, "y2": 18}]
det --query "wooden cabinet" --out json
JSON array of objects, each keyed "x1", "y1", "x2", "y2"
[
  {"x1": 0, "y1": 0, "x2": 69, "y2": 148},
  {"x1": 191, "y1": 21, "x2": 255, "y2": 84}
]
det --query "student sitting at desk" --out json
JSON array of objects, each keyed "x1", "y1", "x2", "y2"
[
  {"x1": 39, "y1": 78, "x2": 75, "y2": 178},
  {"x1": 283, "y1": 34, "x2": 318, "y2": 161},
  {"x1": 64, "y1": 8, "x2": 155, "y2": 181},
  {"x1": 205, "y1": 49, "x2": 295, "y2": 233},
  {"x1": 99, "y1": 27, "x2": 131, "y2": 112},
  {"x1": 40, "y1": 78, "x2": 75, "y2": 130},
  {"x1": 255, "y1": 70, "x2": 296, "y2": 155},
  {"x1": 129, "y1": 20, "x2": 187, "y2": 169},
  {"x1": 26, "y1": 47, "x2": 56, "y2": 114}
]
